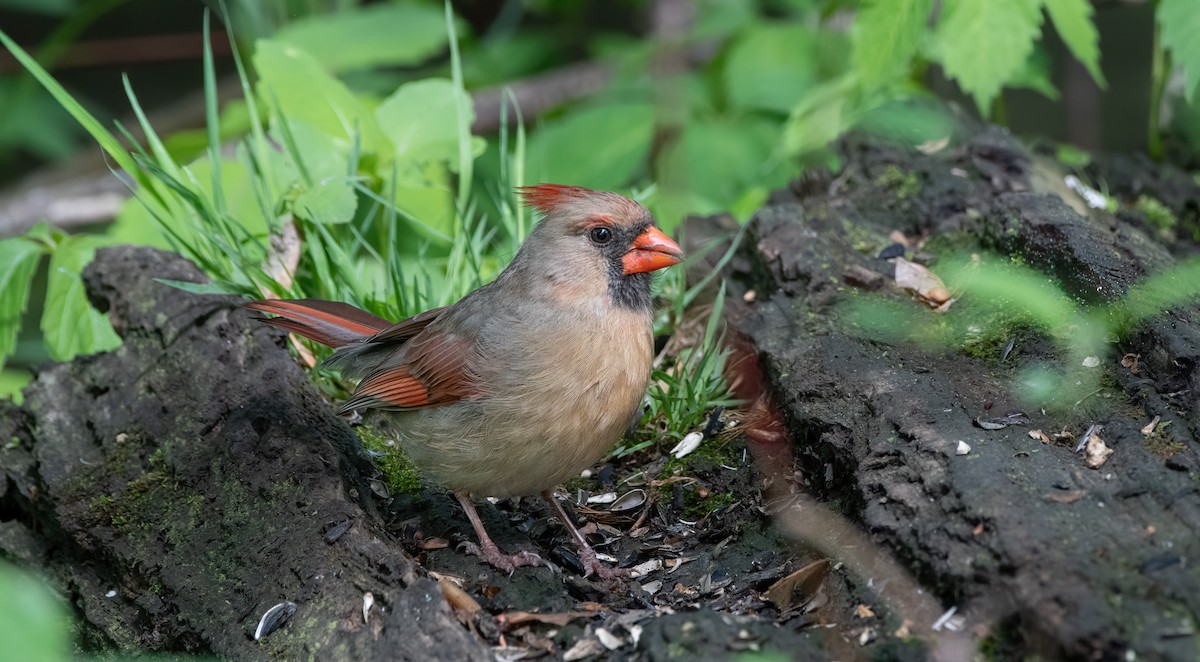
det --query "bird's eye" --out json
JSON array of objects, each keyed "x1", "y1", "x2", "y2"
[{"x1": 589, "y1": 227, "x2": 613, "y2": 244}]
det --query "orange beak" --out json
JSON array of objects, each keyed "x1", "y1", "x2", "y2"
[{"x1": 622, "y1": 226, "x2": 683, "y2": 275}]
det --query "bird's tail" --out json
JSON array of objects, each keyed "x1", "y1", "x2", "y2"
[{"x1": 242, "y1": 299, "x2": 390, "y2": 348}]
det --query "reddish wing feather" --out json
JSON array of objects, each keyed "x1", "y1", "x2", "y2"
[
  {"x1": 339, "y1": 331, "x2": 482, "y2": 413},
  {"x1": 243, "y1": 299, "x2": 391, "y2": 348}
]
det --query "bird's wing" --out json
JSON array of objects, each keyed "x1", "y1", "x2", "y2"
[
  {"x1": 338, "y1": 325, "x2": 483, "y2": 413},
  {"x1": 367, "y1": 305, "x2": 449, "y2": 345}
]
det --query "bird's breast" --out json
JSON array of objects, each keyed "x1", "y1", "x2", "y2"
[{"x1": 390, "y1": 306, "x2": 655, "y2": 497}]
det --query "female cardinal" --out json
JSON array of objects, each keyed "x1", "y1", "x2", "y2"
[{"x1": 245, "y1": 184, "x2": 682, "y2": 578}]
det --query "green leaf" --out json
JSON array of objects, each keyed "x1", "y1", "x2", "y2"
[
  {"x1": 525, "y1": 103, "x2": 654, "y2": 191},
  {"x1": 1043, "y1": 0, "x2": 1105, "y2": 87},
  {"x1": 275, "y1": 3, "x2": 449, "y2": 73},
  {"x1": 1007, "y1": 45, "x2": 1060, "y2": 100},
  {"x1": 252, "y1": 39, "x2": 389, "y2": 153},
  {"x1": 0, "y1": 563, "x2": 69, "y2": 662},
  {"x1": 376, "y1": 78, "x2": 479, "y2": 169},
  {"x1": 41, "y1": 236, "x2": 121, "y2": 362},
  {"x1": 0, "y1": 367, "x2": 32, "y2": 404},
  {"x1": 930, "y1": 0, "x2": 1043, "y2": 112},
  {"x1": 0, "y1": 237, "x2": 44, "y2": 368},
  {"x1": 656, "y1": 117, "x2": 789, "y2": 219},
  {"x1": 724, "y1": 23, "x2": 819, "y2": 113},
  {"x1": 1159, "y1": 0, "x2": 1200, "y2": 102},
  {"x1": 296, "y1": 178, "x2": 358, "y2": 225},
  {"x1": 857, "y1": 98, "x2": 959, "y2": 145},
  {"x1": 0, "y1": 80, "x2": 81, "y2": 160},
  {"x1": 782, "y1": 75, "x2": 865, "y2": 157},
  {"x1": 852, "y1": 0, "x2": 933, "y2": 88}
]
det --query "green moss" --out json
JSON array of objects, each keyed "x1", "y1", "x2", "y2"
[
  {"x1": 873, "y1": 164, "x2": 921, "y2": 201},
  {"x1": 655, "y1": 439, "x2": 743, "y2": 519},
  {"x1": 1135, "y1": 195, "x2": 1178, "y2": 232},
  {"x1": 357, "y1": 425, "x2": 421, "y2": 494},
  {"x1": 1144, "y1": 431, "x2": 1185, "y2": 458}
]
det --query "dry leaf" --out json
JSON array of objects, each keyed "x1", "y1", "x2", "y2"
[
  {"x1": 854, "y1": 604, "x2": 876, "y2": 619},
  {"x1": 894, "y1": 257, "x2": 950, "y2": 305},
  {"x1": 764, "y1": 559, "x2": 830, "y2": 611},
  {"x1": 1085, "y1": 432, "x2": 1114, "y2": 468},
  {"x1": 1121, "y1": 353, "x2": 1140, "y2": 374},
  {"x1": 418, "y1": 537, "x2": 449, "y2": 550},
  {"x1": 1141, "y1": 416, "x2": 1161, "y2": 436},
  {"x1": 1028, "y1": 429, "x2": 1050, "y2": 444},
  {"x1": 440, "y1": 577, "x2": 480, "y2": 615}
]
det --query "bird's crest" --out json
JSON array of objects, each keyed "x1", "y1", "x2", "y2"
[{"x1": 517, "y1": 184, "x2": 600, "y2": 215}]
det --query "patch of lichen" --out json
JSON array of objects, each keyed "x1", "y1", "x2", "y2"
[{"x1": 357, "y1": 425, "x2": 421, "y2": 494}]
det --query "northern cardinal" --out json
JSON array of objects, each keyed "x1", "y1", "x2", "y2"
[{"x1": 245, "y1": 184, "x2": 683, "y2": 578}]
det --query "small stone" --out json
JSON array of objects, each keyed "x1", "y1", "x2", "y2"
[
  {"x1": 956, "y1": 441, "x2": 971, "y2": 456},
  {"x1": 1082, "y1": 356, "x2": 1101, "y2": 368}
]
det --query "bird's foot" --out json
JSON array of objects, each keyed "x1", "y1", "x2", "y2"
[
  {"x1": 460, "y1": 540, "x2": 551, "y2": 575},
  {"x1": 578, "y1": 545, "x2": 630, "y2": 580}
]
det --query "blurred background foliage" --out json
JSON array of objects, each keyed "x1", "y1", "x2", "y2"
[{"x1": 0, "y1": 0, "x2": 1197, "y2": 396}]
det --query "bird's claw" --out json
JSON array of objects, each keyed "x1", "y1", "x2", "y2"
[
  {"x1": 460, "y1": 541, "x2": 551, "y2": 575},
  {"x1": 579, "y1": 547, "x2": 631, "y2": 580}
]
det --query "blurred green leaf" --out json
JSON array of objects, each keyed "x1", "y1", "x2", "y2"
[
  {"x1": 1158, "y1": 0, "x2": 1200, "y2": 102},
  {"x1": 725, "y1": 22, "x2": 819, "y2": 113},
  {"x1": 41, "y1": 235, "x2": 121, "y2": 362},
  {"x1": 0, "y1": 237, "x2": 44, "y2": 368},
  {"x1": 657, "y1": 117, "x2": 786, "y2": 220},
  {"x1": 376, "y1": 78, "x2": 482, "y2": 170},
  {"x1": 1122, "y1": 259, "x2": 1200, "y2": 325},
  {"x1": 1008, "y1": 45, "x2": 1060, "y2": 100},
  {"x1": 692, "y1": 0, "x2": 757, "y2": 41},
  {"x1": 0, "y1": 367, "x2": 32, "y2": 403},
  {"x1": 274, "y1": 2, "x2": 449, "y2": 73},
  {"x1": 0, "y1": 29, "x2": 143, "y2": 184},
  {"x1": 0, "y1": 563, "x2": 69, "y2": 662},
  {"x1": 252, "y1": 39, "x2": 389, "y2": 153},
  {"x1": 931, "y1": 0, "x2": 1043, "y2": 112},
  {"x1": 1043, "y1": 0, "x2": 1106, "y2": 87},
  {"x1": 525, "y1": 103, "x2": 654, "y2": 191},
  {"x1": 0, "y1": 81, "x2": 81, "y2": 160},
  {"x1": 267, "y1": 117, "x2": 359, "y2": 225},
  {"x1": 0, "y1": 0, "x2": 74, "y2": 15},
  {"x1": 296, "y1": 178, "x2": 358, "y2": 225},
  {"x1": 783, "y1": 75, "x2": 864, "y2": 157},
  {"x1": 857, "y1": 98, "x2": 957, "y2": 146},
  {"x1": 852, "y1": 0, "x2": 932, "y2": 88}
]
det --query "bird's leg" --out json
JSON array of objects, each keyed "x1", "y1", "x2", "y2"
[
  {"x1": 454, "y1": 491, "x2": 548, "y2": 575},
  {"x1": 542, "y1": 490, "x2": 630, "y2": 579}
]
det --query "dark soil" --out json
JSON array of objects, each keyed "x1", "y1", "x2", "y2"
[{"x1": 2, "y1": 124, "x2": 1199, "y2": 661}]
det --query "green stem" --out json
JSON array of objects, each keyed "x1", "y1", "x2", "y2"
[{"x1": 1148, "y1": 12, "x2": 1169, "y2": 162}]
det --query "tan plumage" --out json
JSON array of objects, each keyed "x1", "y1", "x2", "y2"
[{"x1": 245, "y1": 184, "x2": 682, "y2": 577}]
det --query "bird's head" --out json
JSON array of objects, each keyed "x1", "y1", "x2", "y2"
[{"x1": 516, "y1": 184, "x2": 683, "y2": 310}]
